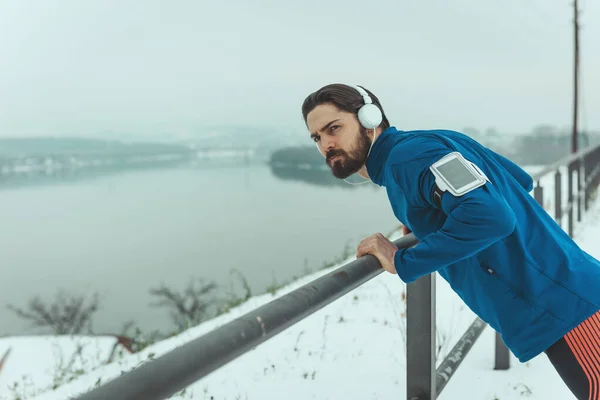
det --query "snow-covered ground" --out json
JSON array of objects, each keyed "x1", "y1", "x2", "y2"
[
  {"x1": 0, "y1": 165, "x2": 597, "y2": 400},
  {"x1": 0, "y1": 336, "x2": 128, "y2": 400}
]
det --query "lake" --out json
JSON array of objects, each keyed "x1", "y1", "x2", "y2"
[{"x1": 0, "y1": 159, "x2": 400, "y2": 337}]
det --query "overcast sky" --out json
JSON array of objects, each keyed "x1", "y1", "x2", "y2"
[{"x1": 0, "y1": 0, "x2": 597, "y2": 138}]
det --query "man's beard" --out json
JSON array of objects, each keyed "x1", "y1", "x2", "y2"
[{"x1": 325, "y1": 126, "x2": 372, "y2": 179}]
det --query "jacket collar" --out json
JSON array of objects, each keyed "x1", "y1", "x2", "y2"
[{"x1": 366, "y1": 126, "x2": 401, "y2": 186}]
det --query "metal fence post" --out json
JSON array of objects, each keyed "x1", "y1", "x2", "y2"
[
  {"x1": 407, "y1": 274, "x2": 436, "y2": 400},
  {"x1": 577, "y1": 158, "x2": 583, "y2": 222},
  {"x1": 568, "y1": 162, "x2": 574, "y2": 237},
  {"x1": 494, "y1": 332, "x2": 510, "y2": 370},
  {"x1": 595, "y1": 148, "x2": 600, "y2": 194},
  {"x1": 534, "y1": 181, "x2": 544, "y2": 208},
  {"x1": 555, "y1": 170, "x2": 562, "y2": 226},
  {"x1": 584, "y1": 154, "x2": 590, "y2": 211}
]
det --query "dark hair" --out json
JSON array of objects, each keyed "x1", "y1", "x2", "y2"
[{"x1": 301, "y1": 83, "x2": 390, "y2": 130}]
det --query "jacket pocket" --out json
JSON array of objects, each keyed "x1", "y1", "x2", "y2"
[
  {"x1": 473, "y1": 261, "x2": 557, "y2": 347},
  {"x1": 521, "y1": 255, "x2": 595, "y2": 319},
  {"x1": 479, "y1": 261, "x2": 565, "y2": 323}
]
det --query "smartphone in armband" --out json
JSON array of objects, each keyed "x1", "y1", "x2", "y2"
[{"x1": 429, "y1": 152, "x2": 488, "y2": 199}]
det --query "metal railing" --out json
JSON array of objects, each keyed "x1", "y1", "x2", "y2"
[
  {"x1": 74, "y1": 235, "x2": 419, "y2": 400},
  {"x1": 530, "y1": 143, "x2": 600, "y2": 237},
  {"x1": 74, "y1": 143, "x2": 600, "y2": 400}
]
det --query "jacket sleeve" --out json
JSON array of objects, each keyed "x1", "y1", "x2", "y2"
[{"x1": 389, "y1": 139, "x2": 517, "y2": 283}]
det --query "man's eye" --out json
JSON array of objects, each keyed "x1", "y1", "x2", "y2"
[
  {"x1": 313, "y1": 136, "x2": 320, "y2": 142},
  {"x1": 330, "y1": 125, "x2": 339, "y2": 132}
]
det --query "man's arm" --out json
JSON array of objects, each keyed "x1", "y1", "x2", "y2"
[{"x1": 388, "y1": 140, "x2": 517, "y2": 283}]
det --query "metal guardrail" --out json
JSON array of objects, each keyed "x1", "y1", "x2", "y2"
[
  {"x1": 529, "y1": 142, "x2": 600, "y2": 182},
  {"x1": 531, "y1": 143, "x2": 600, "y2": 237},
  {"x1": 74, "y1": 235, "x2": 420, "y2": 400},
  {"x1": 73, "y1": 144, "x2": 600, "y2": 400}
]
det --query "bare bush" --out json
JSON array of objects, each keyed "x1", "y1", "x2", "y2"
[
  {"x1": 149, "y1": 278, "x2": 218, "y2": 330},
  {"x1": 6, "y1": 289, "x2": 100, "y2": 335}
]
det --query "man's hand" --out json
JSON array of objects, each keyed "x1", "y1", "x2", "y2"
[
  {"x1": 356, "y1": 233, "x2": 398, "y2": 274},
  {"x1": 402, "y1": 225, "x2": 412, "y2": 236}
]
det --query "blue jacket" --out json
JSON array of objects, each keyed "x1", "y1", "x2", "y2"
[{"x1": 366, "y1": 126, "x2": 600, "y2": 362}]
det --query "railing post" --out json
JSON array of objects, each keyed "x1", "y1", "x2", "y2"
[
  {"x1": 577, "y1": 158, "x2": 583, "y2": 222},
  {"x1": 407, "y1": 274, "x2": 436, "y2": 400},
  {"x1": 584, "y1": 154, "x2": 590, "y2": 211},
  {"x1": 555, "y1": 170, "x2": 562, "y2": 226},
  {"x1": 494, "y1": 332, "x2": 510, "y2": 370},
  {"x1": 534, "y1": 181, "x2": 544, "y2": 208},
  {"x1": 595, "y1": 148, "x2": 600, "y2": 196},
  {"x1": 568, "y1": 162, "x2": 574, "y2": 237}
]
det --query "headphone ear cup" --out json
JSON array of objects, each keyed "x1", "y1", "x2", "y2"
[{"x1": 357, "y1": 103, "x2": 383, "y2": 129}]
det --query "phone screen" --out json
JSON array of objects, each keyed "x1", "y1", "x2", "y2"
[{"x1": 436, "y1": 158, "x2": 478, "y2": 189}]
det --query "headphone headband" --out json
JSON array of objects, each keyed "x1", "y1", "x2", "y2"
[{"x1": 350, "y1": 84, "x2": 373, "y2": 105}]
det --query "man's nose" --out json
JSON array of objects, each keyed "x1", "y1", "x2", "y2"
[{"x1": 322, "y1": 137, "x2": 335, "y2": 154}]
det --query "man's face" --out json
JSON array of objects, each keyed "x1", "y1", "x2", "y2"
[{"x1": 306, "y1": 103, "x2": 371, "y2": 179}]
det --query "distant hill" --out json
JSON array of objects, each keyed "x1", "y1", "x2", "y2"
[
  {"x1": 0, "y1": 137, "x2": 192, "y2": 158},
  {"x1": 269, "y1": 146, "x2": 324, "y2": 168},
  {"x1": 0, "y1": 137, "x2": 196, "y2": 189}
]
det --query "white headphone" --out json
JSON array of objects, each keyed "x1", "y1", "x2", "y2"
[{"x1": 350, "y1": 84, "x2": 383, "y2": 129}]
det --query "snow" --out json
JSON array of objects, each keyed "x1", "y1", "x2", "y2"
[
  {"x1": 0, "y1": 336, "x2": 125, "y2": 400},
  {"x1": 1, "y1": 165, "x2": 597, "y2": 400}
]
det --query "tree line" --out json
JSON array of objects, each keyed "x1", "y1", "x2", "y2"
[{"x1": 269, "y1": 127, "x2": 600, "y2": 168}]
